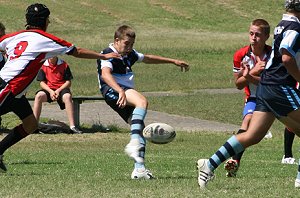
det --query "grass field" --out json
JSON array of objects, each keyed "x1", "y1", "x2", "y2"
[
  {"x1": 0, "y1": 131, "x2": 299, "y2": 198},
  {"x1": 1, "y1": 0, "x2": 300, "y2": 197}
]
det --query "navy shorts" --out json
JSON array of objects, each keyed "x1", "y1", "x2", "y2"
[
  {"x1": 100, "y1": 85, "x2": 134, "y2": 123},
  {"x1": 36, "y1": 88, "x2": 71, "y2": 110},
  {"x1": 100, "y1": 85, "x2": 135, "y2": 123},
  {"x1": 255, "y1": 84, "x2": 300, "y2": 118}
]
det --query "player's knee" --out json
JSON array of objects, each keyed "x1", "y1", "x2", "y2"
[
  {"x1": 62, "y1": 93, "x2": 72, "y2": 102},
  {"x1": 35, "y1": 91, "x2": 46, "y2": 101},
  {"x1": 137, "y1": 98, "x2": 148, "y2": 109}
]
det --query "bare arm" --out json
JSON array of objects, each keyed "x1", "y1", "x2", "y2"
[
  {"x1": 234, "y1": 61, "x2": 265, "y2": 89},
  {"x1": 71, "y1": 47, "x2": 120, "y2": 60},
  {"x1": 282, "y1": 48, "x2": 300, "y2": 82},
  {"x1": 101, "y1": 67, "x2": 126, "y2": 108},
  {"x1": 143, "y1": 54, "x2": 189, "y2": 72},
  {"x1": 54, "y1": 80, "x2": 71, "y2": 95},
  {"x1": 40, "y1": 81, "x2": 57, "y2": 100}
]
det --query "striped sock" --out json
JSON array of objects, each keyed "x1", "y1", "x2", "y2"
[
  {"x1": 130, "y1": 108, "x2": 147, "y2": 169},
  {"x1": 207, "y1": 135, "x2": 244, "y2": 171}
]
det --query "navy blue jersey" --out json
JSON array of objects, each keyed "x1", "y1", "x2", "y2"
[
  {"x1": 261, "y1": 14, "x2": 300, "y2": 86},
  {"x1": 97, "y1": 44, "x2": 144, "y2": 89}
]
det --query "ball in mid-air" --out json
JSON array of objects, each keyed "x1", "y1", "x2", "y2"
[{"x1": 143, "y1": 123, "x2": 176, "y2": 144}]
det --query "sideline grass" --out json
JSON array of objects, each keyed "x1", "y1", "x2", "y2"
[{"x1": 0, "y1": 131, "x2": 299, "y2": 198}]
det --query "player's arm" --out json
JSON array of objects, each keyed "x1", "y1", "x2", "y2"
[
  {"x1": 101, "y1": 67, "x2": 126, "y2": 108},
  {"x1": 142, "y1": 54, "x2": 189, "y2": 72},
  {"x1": 55, "y1": 80, "x2": 71, "y2": 95},
  {"x1": 70, "y1": 47, "x2": 121, "y2": 60},
  {"x1": 40, "y1": 81, "x2": 57, "y2": 100},
  {"x1": 235, "y1": 61, "x2": 263, "y2": 89},
  {"x1": 282, "y1": 48, "x2": 300, "y2": 82}
]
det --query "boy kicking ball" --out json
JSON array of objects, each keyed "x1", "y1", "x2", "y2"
[{"x1": 97, "y1": 25, "x2": 189, "y2": 179}]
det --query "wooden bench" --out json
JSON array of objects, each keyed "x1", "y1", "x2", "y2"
[{"x1": 28, "y1": 96, "x2": 104, "y2": 127}]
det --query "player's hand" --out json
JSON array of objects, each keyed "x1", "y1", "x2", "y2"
[
  {"x1": 116, "y1": 90, "x2": 127, "y2": 108},
  {"x1": 50, "y1": 90, "x2": 58, "y2": 101},
  {"x1": 101, "y1": 52, "x2": 121, "y2": 60},
  {"x1": 251, "y1": 60, "x2": 265, "y2": 75},
  {"x1": 242, "y1": 62, "x2": 250, "y2": 78},
  {"x1": 174, "y1": 60, "x2": 189, "y2": 72}
]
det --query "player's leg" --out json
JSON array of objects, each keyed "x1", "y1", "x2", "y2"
[
  {"x1": 101, "y1": 86, "x2": 152, "y2": 179},
  {"x1": 278, "y1": 109, "x2": 300, "y2": 187},
  {"x1": 124, "y1": 89, "x2": 153, "y2": 179},
  {"x1": 60, "y1": 89, "x2": 82, "y2": 134},
  {"x1": 0, "y1": 96, "x2": 38, "y2": 172},
  {"x1": 33, "y1": 90, "x2": 48, "y2": 122},
  {"x1": 282, "y1": 127, "x2": 296, "y2": 164},
  {"x1": 197, "y1": 111, "x2": 275, "y2": 188},
  {"x1": 225, "y1": 100, "x2": 254, "y2": 177}
]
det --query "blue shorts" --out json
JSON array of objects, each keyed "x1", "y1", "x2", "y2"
[
  {"x1": 243, "y1": 98, "x2": 256, "y2": 118},
  {"x1": 255, "y1": 84, "x2": 300, "y2": 118}
]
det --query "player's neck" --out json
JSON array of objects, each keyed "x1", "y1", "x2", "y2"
[{"x1": 251, "y1": 45, "x2": 265, "y2": 57}]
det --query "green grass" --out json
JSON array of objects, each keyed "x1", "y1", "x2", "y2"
[
  {"x1": 0, "y1": 131, "x2": 299, "y2": 198},
  {"x1": 0, "y1": 0, "x2": 285, "y2": 96},
  {"x1": 0, "y1": 1, "x2": 298, "y2": 196}
]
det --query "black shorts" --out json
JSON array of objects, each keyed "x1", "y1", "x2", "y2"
[
  {"x1": 255, "y1": 84, "x2": 300, "y2": 118},
  {"x1": 0, "y1": 77, "x2": 32, "y2": 120},
  {"x1": 0, "y1": 94, "x2": 33, "y2": 120},
  {"x1": 100, "y1": 85, "x2": 134, "y2": 123},
  {"x1": 36, "y1": 88, "x2": 71, "y2": 110}
]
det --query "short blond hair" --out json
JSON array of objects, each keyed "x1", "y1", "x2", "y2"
[
  {"x1": 251, "y1": 19, "x2": 270, "y2": 35},
  {"x1": 114, "y1": 25, "x2": 136, "y2": 40}
]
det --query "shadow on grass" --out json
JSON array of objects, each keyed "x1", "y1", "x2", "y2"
[
  {"x1": 0, "y1": 119, "x2": 128, "y2": 135},
  {"x1": 9, "y1": 160, "x2": 64, "y2": 165}
]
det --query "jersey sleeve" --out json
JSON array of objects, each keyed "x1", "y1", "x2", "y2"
[
  {"x1": 233, "y1": 50, "x2": 242, "y2": 73},
  {"x1": 36, "y1": 68, "x2": 46, "y2": 81},
  {"x1": 280, "y1": 30, "x2": 300, "y2": 57},
  {"x1": 99, "y1": 48, "x2": 113, "y2": 70},
  {"x1": 133, "y1": 49, "x2": 144, "y2": 62},
  {"x1": 63, "y1": 66, "x2": 73, "y2": 80}
]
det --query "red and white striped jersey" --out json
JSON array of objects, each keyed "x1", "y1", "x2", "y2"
[
  {"x1": 233, "y1": 45, "x2": 272, "y2": 100},
  {"x1": 0, "y1": 29, "x2": 74, "y2": 98}
]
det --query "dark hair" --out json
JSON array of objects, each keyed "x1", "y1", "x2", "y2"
[
  {"x1": 251, "y1": 19, "x2": 270, "y2": 35},
  {"x1": 25, "y1": 3, "x2": 50, "y2": 29},
  {"x1": 285, "y1": 0, "x2": 300, "y2": 12},
  {"x1": 114, "y1": 25, "x2": 136, "y2": 40},
  {"x1": 0, "y1": 22, "x2": 5, "y2": 37}
]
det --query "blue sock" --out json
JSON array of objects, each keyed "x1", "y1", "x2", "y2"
[
  {"x1": 130, "y1": 108, "x2": 147, "y2": 169},
  {"x1": 130, "y1": 108, "x2": 147, "y2": 140},
  {"x1": 207, "y1": 136, "x2": 244, "y2": 171}
]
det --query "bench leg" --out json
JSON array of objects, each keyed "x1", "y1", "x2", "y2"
[{"x1": 73, "y1": 100, "x2": 81, "y2": 128}]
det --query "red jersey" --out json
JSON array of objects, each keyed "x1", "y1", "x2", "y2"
[
  {"x1": 233, "y1": 45, "x2": 272, "y2": 100},
  {"x1": 37, "y1": 58, "x2": 73, "y2": 90},
  {"x1": 0, "y1": 29, "x2": 74, "y2": 100}
]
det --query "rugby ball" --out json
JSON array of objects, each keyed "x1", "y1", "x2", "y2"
[{"x1": 143, "y1": 123, "x2": 176, "y2": 144}]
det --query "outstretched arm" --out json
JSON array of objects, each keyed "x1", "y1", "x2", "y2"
[
  {"x1": 142, "y1": 54, "x2": 189, "y2": 72},
  {"x1": 71, "y1": 47, "x2": 120, "y2": 60}
]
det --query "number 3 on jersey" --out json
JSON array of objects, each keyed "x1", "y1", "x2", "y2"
[{"x1": 10, "y1": 41, "x2": 28, "y2": 60}]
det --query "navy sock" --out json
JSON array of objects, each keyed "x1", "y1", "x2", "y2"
[{"x1": 0, "y1": 124, "x2": 29, "y2": 155}]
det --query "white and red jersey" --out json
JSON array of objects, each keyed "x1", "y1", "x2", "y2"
[
  {"x1": 233, "y1": 45, "x2": 272, "y2": 100},
  {"x1": 0, "y1": 29, "x2": 74, "y2": 98}
]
